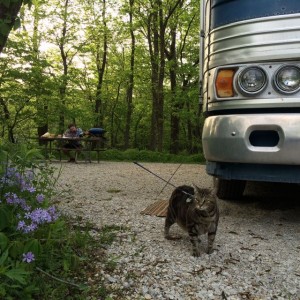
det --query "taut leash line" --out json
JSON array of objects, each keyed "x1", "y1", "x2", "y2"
[{"x1": 133, "y1": 161, "x2": 194, "y2": 199}]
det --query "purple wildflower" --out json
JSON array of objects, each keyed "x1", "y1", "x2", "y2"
[
  {"x1": 30, "y1": 208, "x2": 52, "y2": 224},
  {"x1": 24, "y1": 212, "x2": 31, "y2": 219},
  {"x1": 25, "y1": 170, "x2": 34, "y2": 181},
  {"x1": 48, "y1": 206, "x2": 59, "y2": 220},
  {"x1": 17, "y1": 220, "x2": 26, "y2": 230},
  {"x1": 26, "y1": 186, "x2": 36, "y2": 193},
  {"x1": 27, "y1": 223, "x2": 38, "y2": 232},
  {"x1": 5, "y1": 192, "x2": 19, "y2": 205},
  {"x1": 4, "y1": 167, "x2": 17, "y2": 182},
  {"x1": 21, "y1": 223, "x2": 38, "y2": 233},
  {"x1": 22, "y1": 225, "x2": 31, "y2": 234},
  {"x1": 36, "y1": 194, "x2": 45, "y2": 203},
  {"x1": 22, "y1": 252, "x2": 35, "y2": 263},
  {"x1": 21, "y1": 202, "x2": 31, "y2": 212},
  {"x1": 0, "y1": 176, "x2": 14, "y2": 187}
]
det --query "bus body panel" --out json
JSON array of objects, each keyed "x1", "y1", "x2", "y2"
[{"x1": 206, "y1": 14, "x2": 300, "y2": 70}]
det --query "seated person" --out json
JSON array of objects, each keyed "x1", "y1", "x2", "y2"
[{"x1": 62, "y1": 123, "x2": 84, "y2": 162}]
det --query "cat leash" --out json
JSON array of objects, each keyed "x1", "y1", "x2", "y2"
[
  {"x1": 133, "y1": 161, "x2": 194, "y2": 199},
  {"x1": 157, "y1": 163, "x2": 182, "y2": 197}
]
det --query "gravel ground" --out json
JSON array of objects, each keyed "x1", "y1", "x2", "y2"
[{"x1": 53, "y1": 161, "x2": 300, "y2": 300}]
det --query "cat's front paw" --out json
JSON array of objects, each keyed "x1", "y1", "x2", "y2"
[
  {"x1": 207, "y1": 248, "x2": 213, "y2": 254},
  {"x1": 192, "y1": 250, "x2": 201, "y2": 257}
]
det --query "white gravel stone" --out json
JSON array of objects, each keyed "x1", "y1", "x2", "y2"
[{"x1": 53, "y1": 161, "x2": 300, "y2": 300}]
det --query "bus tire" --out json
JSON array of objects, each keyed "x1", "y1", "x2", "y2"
[{"x1": 214, "y1": 178, "x2": 246, "y2": 200}]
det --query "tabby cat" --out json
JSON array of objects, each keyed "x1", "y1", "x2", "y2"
[{"x1": 164, "y1": 184, "x2": 219, "y2": 256}]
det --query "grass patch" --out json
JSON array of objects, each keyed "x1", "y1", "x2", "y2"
[{"x1": 106, "y1": 189, "x2": 122, "y2": 194}]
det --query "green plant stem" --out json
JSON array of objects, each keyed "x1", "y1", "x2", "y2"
[{"x1": 36, "y1": 267, "x2": 83, "y2": 289}]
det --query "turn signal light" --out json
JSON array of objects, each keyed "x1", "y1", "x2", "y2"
[{"x1": 215, "y1": 69, "x2": 235, "y2": 98}]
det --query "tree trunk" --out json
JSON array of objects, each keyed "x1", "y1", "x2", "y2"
[
  {"x1": 157, "y1": 1, "x2": 165, "y2": 152},
  {"x1": 58, "y1": 0, "x2": 70, "y2": 133},
  {"x1": 167, "y1": 25, "x2": 180, "y2": 154},
  {"x1": 0, "y1": 1, "x2": 23, "y2": 53},
  {"x1": 148, "y1": 1, "x2": 163, "y2": 151},
  {"x1": 32, "y1": 2, "x2": 49, "y2": 137},
  {"x1": 124, "y1": 0, "x2": 135, "y2": 149},
  {"x1": 147, "y1": 0, "x2": 183, "y2": 151},
  {"x1": 0, "y1": 97, "x2": 14, "y2": 142},
  {"x1": 94, "y1": 0, "x2": 107, "y2": 128}
]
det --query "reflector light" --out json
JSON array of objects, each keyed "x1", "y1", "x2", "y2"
[{"x1": 215, "y1": 69, "x2": 235, "y2": 98}]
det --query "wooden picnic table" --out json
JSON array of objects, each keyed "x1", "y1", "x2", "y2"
[{"x1": 38, "y1": 136, "x2": 106, "y2": 163}]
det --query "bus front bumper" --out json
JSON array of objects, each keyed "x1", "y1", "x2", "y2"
[{"x1": 202, "y1": 114, "x2": 300, "y2": 165}]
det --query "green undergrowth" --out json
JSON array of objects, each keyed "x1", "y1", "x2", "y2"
[
  {"x1": 70, "y1": 148, "x2": 205, "y2": 164},
  {"x1": 27, "y1": 136, "x2": 205, "y2": 163},
  {"x1": 0, "y1": 143, "x2": 126, "y2": 299}
]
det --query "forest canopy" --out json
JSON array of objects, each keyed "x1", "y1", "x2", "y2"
[{"x1": 0, "y1": 0, "x2": 202, "y2": 154}]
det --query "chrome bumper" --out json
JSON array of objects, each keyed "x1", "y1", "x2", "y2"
[{"x1": 202, "y1": 114, "x2": 300, "y2": 165}]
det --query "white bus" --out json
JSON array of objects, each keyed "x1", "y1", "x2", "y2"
[{"x1": 200, "y1": 0, "x2": 300, "y2": 199}]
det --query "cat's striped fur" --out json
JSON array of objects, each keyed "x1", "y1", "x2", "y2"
[{"x1": 164, "y1": 184, "x2": 219, "y2": 256}]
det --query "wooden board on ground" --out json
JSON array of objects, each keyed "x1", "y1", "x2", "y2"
[{"x1": 140, "y1": 199, "x2": 168, "y2": 217}]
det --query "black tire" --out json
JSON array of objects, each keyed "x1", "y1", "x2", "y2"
[{"x1": 214, "y1": 178, "x2": 246, "y2": 200}]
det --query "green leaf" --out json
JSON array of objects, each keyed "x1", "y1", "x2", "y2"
[
  {"x1": 9, "y1": 241, "x2": 24, "y2": 259},
  {"x1": 0, "y1": 23, "x2": 10, "y2": 35},
  {"x1": 24, "y1": 239, "x2": 41, "y2": 256},
  {"x1": 63, "y1": 258, "x2": 70, "y2": 271},
  {"x1": 0, "y1": 233, "x2": 8, "y2": 251},
  {"x1": 0, "y1": 284, "x2": 6, "y2": 297},
  {"x1": 13, "y1": 17, "x2": 21, "y2": 30},
  {"x1": 4, "y1": 268, "x2": 30, "y2": 285},
  {"x1": 23, "y1": 0, "x2": 33, "y2": 8},
  {"x1": 0, "y1": 207, "x2": 10, "y2": 231},
  {"x1": 0, "y1": 249, "x2": 9, "y2": 266},
  {"x1": 70, "y1": 254, "x2": 80, "y2": 270}
]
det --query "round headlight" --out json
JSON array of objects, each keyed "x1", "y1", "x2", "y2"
[
  {"x1": 238, "y1": 67, "x2": 267, "y2": 95},
  {"x1": 274, "y1": 66, "x2": 300, "y2": 94}
]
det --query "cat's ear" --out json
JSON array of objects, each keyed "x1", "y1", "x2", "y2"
[{"x1": 192, "y1": 183, "x2": 200, "y2": 197}]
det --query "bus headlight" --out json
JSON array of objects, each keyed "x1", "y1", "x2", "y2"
[
  {"x1": 274, "y1": 66, "x2": 300, "y2": 94},
  {"x1": 237, "y1": 67, "x2": 267, "y2": 95}
]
